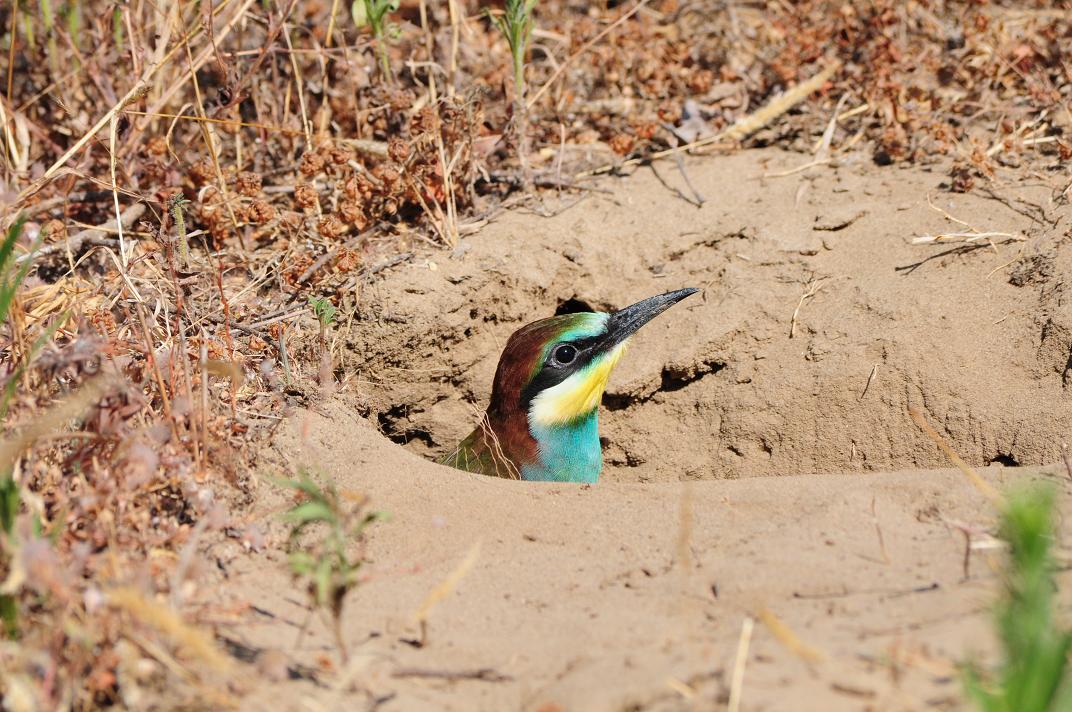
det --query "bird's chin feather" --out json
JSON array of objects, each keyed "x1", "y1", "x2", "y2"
[{"x1": 528, "y1": 342, "x2": 628, "y2": 427}]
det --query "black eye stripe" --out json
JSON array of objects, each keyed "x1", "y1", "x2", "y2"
[{"x1": 520, "y1": 336, "x2": 601, "y2": 409}]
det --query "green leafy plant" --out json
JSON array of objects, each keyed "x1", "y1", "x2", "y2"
[
  {"x1": 278, "y1": 472, "x2": 384, "y2": 662},
  {"x1": 963, "y1": 484, "x2": 1072, "y2": 712},
  {"x1": 0, "y1": 216, "x2": 41, "y2": 637},
  {"x1": 1, "y1": 218, "x2": 61, "y2": 422},
  {"x1": 488, "y1": 0, "x2": 537, "y2": 105},
  {"x1": 35, "y1": 0, "x2": 82, "y2": 73},
  {"x1": 308, "y1": 296, "x2": 337, "y2": 331},
  {"x1": 0, "y1": 477, "x2": 20, "y2": 637},
  {"x1": 487, "y1": 0, "x2": 538, "y2": 190},
  {"x1": 0, "y1": 217, "x2": 37, "y2": 327},
  {"x1": 308, "y1": 296, "x2": 337, "y2": 365},
  {"x1": 352, "y1": 0, "x2": 400, "y2": 80}
]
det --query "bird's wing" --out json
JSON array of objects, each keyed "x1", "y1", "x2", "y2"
[{"x1": 437, "y1": 417, "x2": 521, "y2": 480}]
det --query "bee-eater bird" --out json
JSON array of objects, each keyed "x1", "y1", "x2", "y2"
[{"x1": 439, "y1": 288, "x2": 698, "y2": 483}]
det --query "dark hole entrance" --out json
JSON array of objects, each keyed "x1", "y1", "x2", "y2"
[{"x1": 555, "y1": 298, "x2": 596, "y2": 315}]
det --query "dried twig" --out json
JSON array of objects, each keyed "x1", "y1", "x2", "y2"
[
  {"x1": 908, "y1": 407, "x2": 1001, "y2": 504},
  {"x1": 17, "y1": 202, "x2": 147, "y2": 264},
  {"x1": 870, "y1": 496, "x2": 889, "y2": 564},
  {"x1": 527, "y1": 0, "x2": 651, "y2": 110},
  {"x1": 17, "y1": 0, "x2": 255, "y2": 203},
  {"x1": 412, "y1": 541, "x2": 481, "y2": 646},
  {"x1": 914, "y1": 194, "x2": 1024, "y2": 246},
  {"x1": 0, "y1": 372, "x2": 119, "y2": 467},
  {"x1": 727, "y1": 616, "x2": 754, "y2": 712},
  {"x1": 789, "y1": 277, "x2": 829, "y2": 339},
  {"x1": 755, "y1": 607, "x2": 825, "y2": 664},
  {"x1": 391, "y1": 667, "x2": 511, "y2": 682},
  {"x1": 859, "y1": 364, "x2": 878, "y2": 400},
  {"x1": 580, "y1": 62, "x2": 840, "y2": 178},
  {"x1": 911, "y1": 231, "x2": 1022, "y2": 245}
]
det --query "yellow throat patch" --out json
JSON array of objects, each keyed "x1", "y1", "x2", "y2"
[{"x1": 530, "y1": 342, "x2": 629, "y2": 426}]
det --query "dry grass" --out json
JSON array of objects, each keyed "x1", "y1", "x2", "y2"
[{"x1": 0, "y1": 0, "x2": 1070, "y2": 706}]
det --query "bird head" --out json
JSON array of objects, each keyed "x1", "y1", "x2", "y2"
[{"x1": 488, "y1": 288, "x2": 699, "y2": 431}]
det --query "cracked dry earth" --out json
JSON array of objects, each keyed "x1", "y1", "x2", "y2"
[{"x1": 214, "y1": 148, "x2": 1072, "y2": 711}]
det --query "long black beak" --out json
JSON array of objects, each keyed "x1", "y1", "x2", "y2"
[{"x1": 600, "y1": 288, "x2": 698, "y2": 351}]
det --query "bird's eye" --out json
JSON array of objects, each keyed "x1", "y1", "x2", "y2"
[{"x1": 551, "y1": 343, "x2": 577, "y2": 366}]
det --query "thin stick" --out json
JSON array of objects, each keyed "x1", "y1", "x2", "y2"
[
  {"x1": 413, "y1": 542, "x2": 481, "y2": 646},
  {"x1": 5, "y1": 0, "x2": 17, "y2": 105},
  {"x1": 122, "y1": 110, "x2": 302, "y2": 136},
  {"x1": 912, "y1": 231, "x2": 1021, "y2": 245},
  {"x1": 282, "y1": 11, "x2": 314, "y2": 149},
  {"x1": 447, "y1": 0, "x2": 460, "y2": 97},
  {"x1": 200, "y1": 334, "x2": 209, "y2": 468},
  {"x1": 763, "y1": 158, "x2": 831, "y2": 178},
  {"x1": 727, "y1": 616, "x2": 754, "y2": 712},
  {"x1": 755, "y1": 607, "x2": 824, "y2": 663},
  {"x1": 181, "y1": 27, "x2": 246, "y2": 249},
  {"x1": 325, "y1": 0, "x2": 343, "y2": 48},
  {"x1": 108, "y1": 117, "x2": 127, "y2": 267},
  {"x1": 135, "y1": 302, "x2": 173, "y2": 419},
  {"x1": 723, "y1": 62, "x2": 839, "y2": 142},
  {"x1": 871, "y1": 496, "x2": 889, "y2": 564},
  {"x1": 908, "y1": 407, "x2": 1001, "y2": 504},
  {"x1": 860, "y1": 364, "x2": 878, "y2": 400},
  {"x1": 527, "y1": 0, "x2": 651, "y2": 110},
  {"x1": 962, "y1": 528, "x2": 972, "y2": 579},
  {"x1": 17, "y1": 0, "x2": 252, "y2": 204},
  {"x1": 579, "y1": 62, "x2": 839, "y2": 178},
  {"x1": 179, "y1": 321, "x2": 201, "y2": 474},
  {"x1": 18, "y1": 203, "x2": 146, "y2": 264},
  {"x1": 789, "y1": 277, "x2": 828, "y2": 339},
  {"x1": 392, "y1": 667, "x2": 511, "y2": 682}
]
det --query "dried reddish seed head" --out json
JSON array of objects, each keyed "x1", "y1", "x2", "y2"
[
  {"x1": 657, "y1": 101, "x2": 681, "y2": 124},
  {"x1": 294, "y1": 185, "x2": 319, "y2": 209},
  {"x1": 248, "y1": 199, "x2": 275, "y2": 224},
  {"x1": 950, "y1": 163, "x2": 975, "y2": 193},
  {"x1": 329, "y1": 146, "x2": 353, "y2": 166},
  {"x1": 634, "y1": 122, "x2": 658, "y2": 141},
  {"x1": 189, "y1": 158, "x2": 214, "y2": 187},
  {"x1": 374, "y1": 164, "x2": 402, "y2": 188},
  {"x1": 235, "y1": 171, "x2": 262, "y2": 197},
  {"x1": 688, "y1": 68, "x2": 715, "y2": 94},
  {"x1": 411, "y1": 106, "x2": 439, "y2": 135},
  {"x1": 388, "y1": 137, "x2": 409, "y2": 163},
  {"x1": 300, "y1": 151, "x2": 327, "y2": 176},
  {"x1": 609, "y1": 133, "x2": 635, "y2": 155},
  {"x1": 317, "y1": 214, "x2": 347, "y2": 238},
  {"x1": 338, "y1": 199, "x2": 364, "y2": 225},
  {"x1": 146, "y1": 136, "x2": 168, "y2": 156},
  {"x1": 387, "y1": 88, "x2": 414, "y2": 112},
  {"x1": 335, "y1": 248, "x2": 361, "y2": 272}
]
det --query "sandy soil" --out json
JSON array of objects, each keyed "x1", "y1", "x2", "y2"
[
  {"x1": 342, "y1": 148, "x2": 1072, "y2": 482},
  {"x1": 203, "y1": 149, "x2": 1072, "y2": 710}
]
